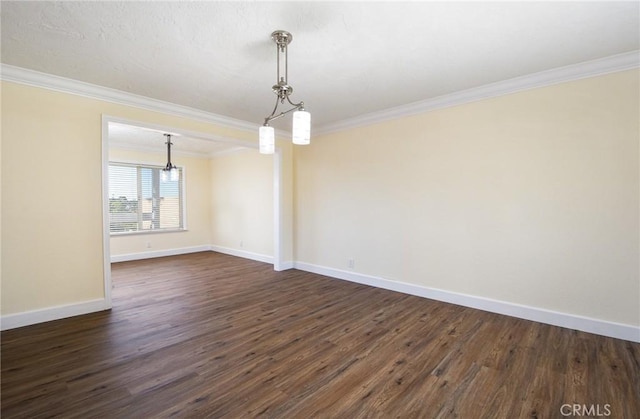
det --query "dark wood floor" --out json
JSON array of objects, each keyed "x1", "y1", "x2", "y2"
[{"x1": 2, "y1": 252, "x2": 639, "y2": 418}]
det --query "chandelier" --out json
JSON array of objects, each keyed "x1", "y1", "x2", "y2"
[
  {"x1": 161, "y1": 133, "x2": 179, "y2": 182},
  {"x1": 259, "y1": 30, "x2": 310, "y2": 154}
]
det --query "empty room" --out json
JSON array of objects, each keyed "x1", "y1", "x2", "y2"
[{"x1": 1, "y1": 1, "x2": 639, "y2": 418}]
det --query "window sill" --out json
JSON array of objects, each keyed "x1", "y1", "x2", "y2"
[{"x1": 110, "y1": 229, "x2": 188, "y2": 237}]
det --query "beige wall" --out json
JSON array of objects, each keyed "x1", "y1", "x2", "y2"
[
  {"x1": 210, "y1": 149, "x2": 274, "y2": 257},
  {"x1": 109, "y1": 148, "x2": 213, "y2": 257},
  {"x1": 3, "y1": 82, "x2": 105, "y2": 314},
  {"x1": 2, "y1": 69, "x2": 637, "y2": 331},
  {"x1": 1, "y1": 81, "x2": 286, "y2": 316},
  {"x1": 295, "y1": 69, "x2": 639, "y2": 327}
]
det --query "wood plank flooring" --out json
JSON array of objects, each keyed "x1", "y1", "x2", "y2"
[{"x1": 2, "y1": 252, "x2": 639, "y2": 418}]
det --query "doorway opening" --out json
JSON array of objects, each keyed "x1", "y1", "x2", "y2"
[{"x1": 101, "y1": 116, "x2": 286, "y2": 308}]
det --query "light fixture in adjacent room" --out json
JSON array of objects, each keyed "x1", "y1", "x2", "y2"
[
  {"x1": 161, "y1": 133, "x2": 179, "y2": 182},
  {"x1": 259, "y1": 30, "x2": 310, "y2": 154}
]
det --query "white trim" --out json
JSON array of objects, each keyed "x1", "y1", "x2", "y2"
[
  {"x1": 279, "y1": 261, "x2": 295, "y2": 270},
  {"x1": 109, "y1": 141, "x2": 215, "y2": 159},
  {"x1": 110, "y1": 245, "x2": 277, "y2": 265},
  {"x1": 111, "y1": 245, "x2": 211, "y2": 263},
  {"x1": 109, "y1": 140, "x2": 246, "y2": 161},
  {"x1": 103, "y1": 115, "x2": 287, "y2": 296},
  {"x1": 107, "y1": 159, "x2": 189, "y2": 233},
  {"x1": 207, "y1": 146, "x2": 253, "y2": 158},
  {"x1": 293, "y1": 262, "x2": 640, "y2": 343},
  {"x1": 1, "y1": 64, "x2": 259, "y2": 134},
  {"x1": 316, "y1": 50, "x2": 640, "y2": 135},
  {"x1": 0, "y1": 65, "x2": 291, "y2": 138},
  {"x1": 104, "y1": 115, "x2": 256, "y2": 149},
  {"x1": 273, "y1": 148, "x2": 283, "y2": 271},
  {"x1": 1, "y1": 299, "x2": 108, "y2": 331},
  {"x1": 209, "y1": 245, "x2": 273, "y2": 264},
  {"x1": 101, "y1": 116, "x2": 113, "y2": 309},
  {"x1": 7, "y1": 254, "x2": 635, "y2": 341},
  {"x1": 180, "y1": 164, "x2": 188, "y2": 232},
  {"x1": 1, "y1": 246, "x2": 272, "y2": 329},
  {"x1": 3, "y1": 52, "x2": 638, "y2": 138}
]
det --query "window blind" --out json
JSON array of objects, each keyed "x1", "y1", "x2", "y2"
[{"x1": 109, "y1": 162, "x2": 184, "y2": 234}]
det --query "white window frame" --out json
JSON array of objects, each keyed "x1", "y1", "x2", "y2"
[{"x1": 108, "y1": 161, "x2": 187, "y2": 236}]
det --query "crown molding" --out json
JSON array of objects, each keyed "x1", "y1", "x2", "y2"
[
  {"x1": 109, "y1": 139, "x2": 250, "y2": 159},
  {"x1": 0, "y1": 64, "x2": 266, "y2": 135},
  {"x1": 3, "y1": 50, "x2": 638, "y2": 138},
  {"x1": 108, "y1": 141, "x2": 214, "y2": 159},
  {"x1": 316, "y1": 50, "x2": 640, "y2": 135},
  {"x1": 208, "y1": 146, "x2": 254, "y2": 158}
]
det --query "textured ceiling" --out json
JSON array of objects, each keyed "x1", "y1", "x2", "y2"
[{"x1": 2, "y1": 1, "x2": 639, "y2": 137}]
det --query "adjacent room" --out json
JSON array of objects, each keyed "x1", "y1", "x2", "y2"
[{"x1": 1, "y1": 1, "x2": 639, "y2": 417}]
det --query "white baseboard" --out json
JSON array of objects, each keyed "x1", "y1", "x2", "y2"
[
  {"x1": 1, "y1": 299, "x2": 108, "y2": 331},
  {"x1": 11, "y1": 253, "x2": 635, "y2": 342},
  {"x1": 111, "y1": 245, "x2": 275, "y2": 265},
  {"x1": 111, "y1": 245, "x2": 290, "y2": 270},
  {"x1": 110, "y1": 245, "x2": 211, "y2": 262},
  {"x1": 3, "y1": 246, "x2": 272, "y2": 330},
  {"x1": 294, "y1": 262, "x2": 640, "y2": 343},
  {"x1": 209, "y1": 245, "x2": 273, "y2": 264},
  {"x1": 277, "y1": 261, "x2": 295, "y2": 271}
]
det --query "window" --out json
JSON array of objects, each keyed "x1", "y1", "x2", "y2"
[{"x1": 109, "y1": 162, "x2": 184, "y2": 234}]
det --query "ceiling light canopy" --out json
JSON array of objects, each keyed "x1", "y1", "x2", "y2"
[{"x1": 259, "y1": 30, "x2": 310, "y2": 154}]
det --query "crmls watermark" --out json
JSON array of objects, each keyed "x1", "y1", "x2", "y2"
[{"x1": 560, "y1": 404, "x2": 611, "y2": 417}]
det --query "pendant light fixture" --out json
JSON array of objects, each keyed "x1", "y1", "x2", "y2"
[
  {"x1": 161, "y1": 133, "x2": 179, "y2": 182},
  {"x1": 259, "y1": 30, "x2": 310, "y2": 154}
]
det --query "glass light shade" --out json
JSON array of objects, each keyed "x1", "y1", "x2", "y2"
[
  {"x1": 259, "y1": 126, "x2": 275, "y2": 154},
  {"x1": 170, "y1": 167, "x2": 179, "y2": 182},
  {"x1": 161, "y1": 167, "x2": 179, "y2": 182},
  {"x1": 292, "y1": 110, "x2": 311, "y2": 145}
]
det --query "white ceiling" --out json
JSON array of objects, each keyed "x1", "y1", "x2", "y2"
[{"x1": 2, "y1": 1, "x2": 639, "y2": 152}]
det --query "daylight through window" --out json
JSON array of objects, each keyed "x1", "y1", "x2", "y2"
[{"x1": 109, "y1": 162, "x2": 184, "y2": 234}]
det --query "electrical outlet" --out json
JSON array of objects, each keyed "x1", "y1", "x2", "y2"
[
  {"x1": 240, "y1": 240, "x2": 244, "y2": 248},
  {"x1": 348, "y1": 258, "x2": 355, "y2": 269},
  {"x1": 146, "y1": 241, "x2": 151, "y2": 249}
]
